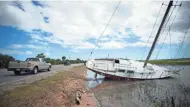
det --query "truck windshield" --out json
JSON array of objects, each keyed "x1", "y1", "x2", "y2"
[{"x1": 26, "y1": 58, "x2": 39, "y2": 61}]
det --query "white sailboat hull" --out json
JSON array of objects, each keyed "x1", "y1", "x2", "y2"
[{"x1": 86, "y1": 59, "x2": 171, "y2": 80}]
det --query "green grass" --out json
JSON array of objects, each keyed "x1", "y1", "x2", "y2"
[{"x1": 142, "y1": 58, "x2": 190, "y2": 65}]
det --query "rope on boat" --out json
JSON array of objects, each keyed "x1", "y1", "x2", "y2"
[{"x1": 89, "y1": 1, "x2": 121, "y2": 57}]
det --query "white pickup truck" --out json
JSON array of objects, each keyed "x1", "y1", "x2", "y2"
[{"x1": 7, "y1": 58, "x2": 51, "y2": 75}]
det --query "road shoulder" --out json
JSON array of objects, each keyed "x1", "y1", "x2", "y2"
[{"x1": 0, "y1": 65, "x2": 97, "y2": 107}]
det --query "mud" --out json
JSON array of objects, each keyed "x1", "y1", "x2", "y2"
[{"x1": 87, "y1": 66, "x2": 190, "y2": 107}]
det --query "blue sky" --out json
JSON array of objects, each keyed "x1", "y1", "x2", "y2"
[{"x1": 0, "y1": 1, "x2": 189, "y2": 60}]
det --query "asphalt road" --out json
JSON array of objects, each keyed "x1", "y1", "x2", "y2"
[{"x1": 0, "y1": 64, "x2": 83, "y2": 91}]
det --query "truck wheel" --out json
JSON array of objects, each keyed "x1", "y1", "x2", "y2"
[
  {"x1": 14, "y1": 71, "x2": 21, "y2": 75},
  {"x1": 48, "y1": 65, "x2": 51, "y2": 71},
  {"x1": 32, "y1": 67, "x2": 38, "y2": 74}
]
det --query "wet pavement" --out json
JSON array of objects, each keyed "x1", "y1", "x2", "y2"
[{"x1": 86, "y1": 65, "x2": 190, "y2": 107}]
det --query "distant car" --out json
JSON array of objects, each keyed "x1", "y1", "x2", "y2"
[
  {"x1": 63, "y1": 61, "x2": 71, "y2": 66},
  {"x1": 7, "y1": 58, "x2": 51, "y2": 75}
]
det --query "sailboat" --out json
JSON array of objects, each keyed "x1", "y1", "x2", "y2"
[{"x1": 86, "y1": 1, "x2": 174, "y2": 80}]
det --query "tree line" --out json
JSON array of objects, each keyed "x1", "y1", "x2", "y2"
[
  {"x1": 0, "y1": 54, "x2": 15, "y2": 68},
  {"x1": 36, "y1": 53, "x2": 86, "y2": 65},
  {"x1": 0, "y1": 53, "x2": 86, "y2": 68}
]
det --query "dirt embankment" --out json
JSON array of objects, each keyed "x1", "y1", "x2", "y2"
[{"x1": 0, "y1": 65, "x2": 97, "y2": 107}]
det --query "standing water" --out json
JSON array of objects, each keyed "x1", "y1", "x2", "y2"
[
  {"x1": 86, "y1": 70, "x2": 105, "y2": 88},
  {"x1": 86, "y1": 66, "x2": 190, "y2": 107}
]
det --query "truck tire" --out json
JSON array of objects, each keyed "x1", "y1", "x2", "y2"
[
  {"x1": 32, "y1": 67, "x2": 38, "y2": 74},
  {"x1": 14, "y1": 71, "x2": 21, "y2": 75},
  {"x1": 48, "y1": 65, "x2": 51, "y2": 71}
]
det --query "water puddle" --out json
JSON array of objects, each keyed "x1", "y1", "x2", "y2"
[{"x1": 86, "y1": 70, "x2": 105, "y2": 88}]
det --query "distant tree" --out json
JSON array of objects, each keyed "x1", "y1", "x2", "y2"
[
  {"x1": 36, "y1": 53, "x2": 45, "y2": 58},
  {"x1": 44, "y1": 58, "x2": 51, "y2": 63},
  {"x1": 62, "y1": 56, "x2": 66, "y2": 62},
  {"x1": 56, "y1": 59, "x2": 62, "y2": 64},
  {"x1": 50, "y1": 59, "x2": 56, "y2": 65},
  {"x1": 43, "y1": 57, "x2": 86, "y2": 65},
  {"x1": 76, "y1": 58, "x2": 81, "y2": 63},
  {"x1": 0, "y1": 54, "x2": 15, "y2": 68}
]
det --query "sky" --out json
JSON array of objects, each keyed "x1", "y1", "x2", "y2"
[{"x1": 0, "y1": 0, "x2": 190, "y2": 60}]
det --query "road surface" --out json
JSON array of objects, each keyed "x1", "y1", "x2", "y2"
[{"x1": 0, "y1": 64, "x2": 82, "y2": 94}]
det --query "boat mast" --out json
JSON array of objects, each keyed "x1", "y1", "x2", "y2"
[{"x1": 143, "y1": 1, "x2": 173, "y2": 68}]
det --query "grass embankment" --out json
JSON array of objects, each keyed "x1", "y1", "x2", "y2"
[
  {"x1": 147, "y1": 58, "x2": 190, "y2": 65},
  {"x1": 0, "y1": 65, "x2": 97, "y2": 107}
]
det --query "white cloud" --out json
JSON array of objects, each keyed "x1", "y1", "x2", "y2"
[
  {"x1": 25, "y1": 51, "x2": 33, "y2": 55},
  {"x1": 0, "y1": 0, "x2": 188, "y2": 50},
  {"x1": 69, "y1": 49, "x2": 79, "y2": 53},
  {"x1": 10, "y1": 44, "x2": 45, "y2": 50},
  {"x1": 98, "y1": 41, "x2": 126, "y2": 49},
  {"x1": 98, "y1": 40, "x2": 152, "y2": 49},
  {"x1": 10, "y1": 44, "x2": 24, "y2": 48},
  {"x1": 27, "y1": 44, "x2": 36, "y2": 49},
  {"x1": 29, "y1": 39, "x2": 48, "y2": 46},
  {"x1": 7, "y1": 43, "x2": 51, "y2": 56},
  {"x1": 0, "y1": 49, "x2": 32, "y2": 55},
  {"x1": 127, "y1": 41, "x2": 152, "y2": 47},
  {"x1": 31, "y1": 34, "x2": 43, "y2": 41},
  {"x1": 74, "y1": 42, "x2": 96, "y2": 49},
  {"x1": 44, "y1": 52, "x2": 50, "y2": 56}
]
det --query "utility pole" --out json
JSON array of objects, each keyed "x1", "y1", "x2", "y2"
[{"x1": 143, "y1": 1, "x2": 173, "y2": 68}]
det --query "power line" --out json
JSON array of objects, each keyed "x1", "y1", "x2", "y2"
[
  {"x1": 89, "y1": 1, "x2": 121, "y2": 57},
  {"x1": 140, "y1": 3, "x2": 163, "y2": 60}
]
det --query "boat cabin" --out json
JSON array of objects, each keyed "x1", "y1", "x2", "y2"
[{"x1": 92, "y1": 58, "x2": 133, "y2": 72}]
